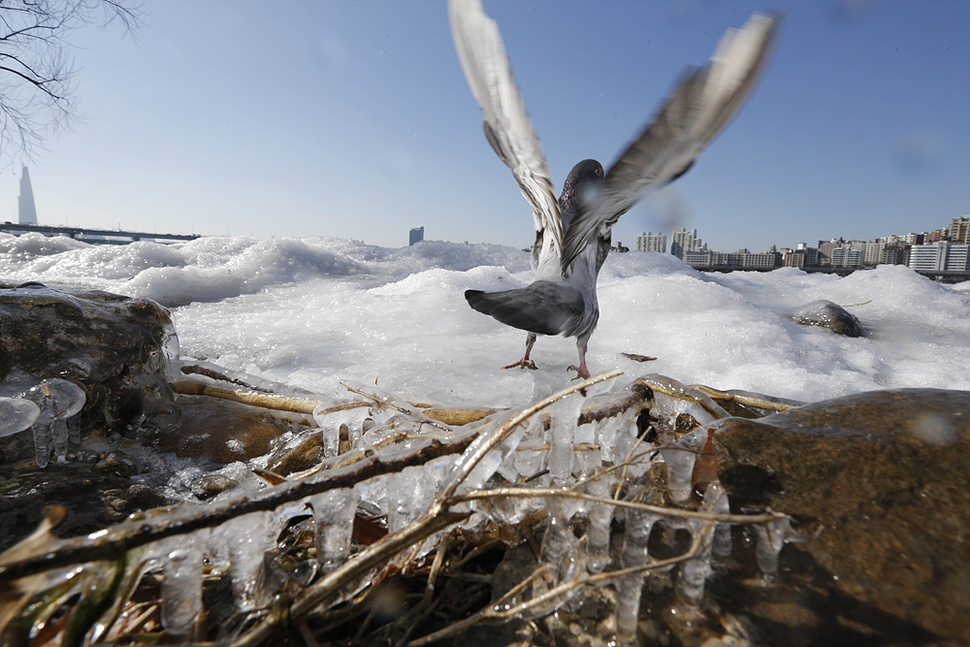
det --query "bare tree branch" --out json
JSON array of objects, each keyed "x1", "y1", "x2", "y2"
[{"x1": 0, "y1": 0, "x2": 142, "y2": 168}]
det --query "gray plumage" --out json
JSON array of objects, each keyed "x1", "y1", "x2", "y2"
[{"x1": 449, "y1": 0, "x2": 776, "y2": 378}]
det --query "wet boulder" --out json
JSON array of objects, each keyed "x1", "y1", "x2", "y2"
[
  {"x1": 713, "y1": 389, "x2": 970, "y2": 645},
  {"x1": 0, "y1": 283, "x2": 177, "y2": 439},
  {"x1": 789, "y1": 299, "x2": 864, "y2": 337}
]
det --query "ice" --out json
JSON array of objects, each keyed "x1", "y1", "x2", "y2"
[
  {"x1": 546, "y1": 391, "x2": 585, "y2": 484},
  {"x1": 448, "y1": 411, "x2": 527, "y2": 494},
  {"x1": 210, "y1": 510, "x2": 277, "y2": 612},
  {"x1": 645, "y1": 374, "x2": 728, "y2": 427},
  {"x1": 67, "y1": 413, "x2": 81, "y2": 445},
  {"x1": 676, "y1": 482, "x2": 727, "y2": 607},
  {"x1": 755, "y1": 516, "x2": 793, "y2": 581},
  {"x1": 19, "y1": 379, "x2": 86, "y2": 466},
  {"x1": 160, "y1": 531, "x2": 207, "y2": 635},
  {"x1": 388, "y1": 465, "x2": 428, "y2": 533},
  {"x1": 313, "y1": 404, "x2": 369, "y2": 458},
  {"x1": 616, "y1": 495, "x2": 661, "y2": 644},
  {"x1": 584, "y1": 474, "x2": 614, "y2": 573},
  {"x1": 660, "y1": 427, "x2": 708, "y2": 503},
  {"x1": 0, "y1": 396, "x2": 39, "y2": 438},
  {"x1": 31, "y1": 424, "x2": 51, "y2": 469},
  {"x1": 311, "y1": 488, "x2": 359, "y2": 572},
  {"x1": 354, "y1": 473, "x2": 393, "y2": 518}
]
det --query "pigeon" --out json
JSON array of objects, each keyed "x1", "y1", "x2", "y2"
[{"x1": 449, "y1": 0, "x2": 776, "y2": 379}]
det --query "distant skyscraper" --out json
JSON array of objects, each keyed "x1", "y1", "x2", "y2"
[
  {"x1": 18, "y1": 166, "x2": 37, "y2": 225},
  {"x1": 409, "y1": 226, "x2": 424, "y2": 246},
  {"x1": 670, "y1": 228, "x2": 705, "y2": 259},
  {"x1": 635, "y1": 231, "x2": 667, "y2": 253}
]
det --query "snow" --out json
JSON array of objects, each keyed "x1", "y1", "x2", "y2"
[{"x1": 2, "y1": 232, "x2": 969, "y2": 410}]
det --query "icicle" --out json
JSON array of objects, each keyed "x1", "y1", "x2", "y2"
[
  {"x1": 755, "y1": 516, "x2": 792, "y2": 581},
  {"x1": 67, "y1": 412, "x2": 81, "y2": 445},
  {"x1": 616, "y1": 497, "x2": 660, "y2": 645},
  {"x1": 212, "y1": 510, "x2": 276, "y2": 612},
  {"x1": 32, "y1": 421, "x2": 51, "y2": 469},
  {"x1": 675, "y1": 482, "x2": 725, "y2": 608},
  {"x1": 161, "y1": 530, "x2": 207, "y2": 635},
  {"x1": 531, "y1": 499, "x2": 582, "y2": 615},
  {"x1": 546, "y1": 391, "x2": 584, "y2": 485},
  {"x1": 51, "y1": 417, "x2": 69, "y2": 463},
  {"x1": 313, "y1": 403, "x2": 368, "y2": 458},
  {"x1": 585, "y1": 474, "x2": 614, "y2": 573},
  {"x1": 660, "y1": 427, "x2": 707, "y2": 503},
  {"x1": 312, "y1": 488, "x2": 359, "y2": 572}
]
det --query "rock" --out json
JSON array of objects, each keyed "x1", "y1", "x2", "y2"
[
  {"x1": 0, "y1": 284, "x2": 177, "y2": 439},
  {"x1": 713, "y1": 389, "x2": 970, "y2": 645},
  {"x1": 196, "y1": 474, "x2": 240, "y2": 500},
  {"x1": 789, "y1": 299, "x2": 864, "y2": 337},
  {"x1": 93, "y1": 451, "x2": 138, "y2": 479},
  {"x1": 157, "y1": 394, "x2": 303, "y2": 464}
]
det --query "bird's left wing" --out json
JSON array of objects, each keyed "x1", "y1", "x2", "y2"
[
  {"x1": 449, "y1": 0, "x2": 563, "y2": 262},
  {"x1": 561, "y1": 13, "x2": 777, "y2": 273}
]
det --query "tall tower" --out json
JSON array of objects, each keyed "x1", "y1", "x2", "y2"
[{"x1": 18, "y1": 166, "x2": 37, "y2": 225}]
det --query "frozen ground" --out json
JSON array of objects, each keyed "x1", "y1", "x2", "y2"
[{"x1": 2, "y1": 232, "x2": 969, "y2": 408}]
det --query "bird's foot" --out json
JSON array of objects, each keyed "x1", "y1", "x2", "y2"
[
  {"x1": 568, "y1": 364, "x2": 591, "y2": 381},
  {"x1": 503, "y1": 358, "x2": 538, "y2": 371}
]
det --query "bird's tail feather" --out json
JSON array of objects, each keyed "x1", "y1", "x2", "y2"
[{"x1": 465, "y1": 286, "x2": 574, "y2": 337}]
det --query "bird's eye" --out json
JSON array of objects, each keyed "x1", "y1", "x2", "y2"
[{"x1": 595, "y1": 167, "x2": 602, "y2": 176}]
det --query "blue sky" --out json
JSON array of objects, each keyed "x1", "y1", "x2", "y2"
[{"x1": 1, "y1": 1, "x2": 967, "y2": 252}]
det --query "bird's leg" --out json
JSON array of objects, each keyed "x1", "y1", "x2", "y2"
[
  {"x1": 503, "y1": 332, "x2": 538, "y2": 371},
  {"x1": 568, "y1": 340, "x2": 591, "y2": 380}
]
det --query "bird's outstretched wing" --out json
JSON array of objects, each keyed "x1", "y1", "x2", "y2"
[
  {"x1": 449, "y1": 0, "x2": 564, "y2": 264},
  {"x1": 561, "y1": 13, "x2": 777, "y2": 273}
]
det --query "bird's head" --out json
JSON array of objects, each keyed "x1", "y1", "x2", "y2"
[{"x1": 559, "y1": 159, "x2": 604, "y2": 226}]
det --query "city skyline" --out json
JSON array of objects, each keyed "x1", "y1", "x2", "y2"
[{"x1": 634, "y1": 212, "x2": 970, "y2": 258}]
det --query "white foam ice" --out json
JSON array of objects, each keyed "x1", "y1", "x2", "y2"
[{"x1": 4, "y1": 234, "x2": 967, "y2": 410}]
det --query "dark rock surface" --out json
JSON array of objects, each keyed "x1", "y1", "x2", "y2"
[
  {"x1": 714, "y1": 389, "x2": 970, "y2": 645},
  {"x1": 0, "y1": 284, "x2": 176, "y2": 437}
]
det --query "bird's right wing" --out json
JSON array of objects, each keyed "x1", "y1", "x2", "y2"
[
  {"x1": 560, "y1": 13, "x2": 777, "y2": 272},
  {"x1": 449, "y1": 0, "x2": 564, "y2": 263}
]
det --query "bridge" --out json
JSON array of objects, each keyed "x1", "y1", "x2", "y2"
[{"x1": 0, "y1": 222, "x2": 201, "y2": 245}]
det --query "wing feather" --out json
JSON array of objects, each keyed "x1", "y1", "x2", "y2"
[
  {"x1": 561, "y1": 13, "x2": 777, "y2": 272},
  {"x1": 449, "y1": 0, "x2": 563, "y2": 263}
]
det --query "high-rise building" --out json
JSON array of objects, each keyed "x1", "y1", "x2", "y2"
[
  {"x1": 409, "y1": 226, "x2": 424, "y2": 246},
  {"x1": 948, "y1": 216, "x2": 970, "y2": 244},
  {"x1": 18, "y1": 166, "x2": 37, "y2": 225},
  {"x1": 908, "y1": 241, "x2": 970, "y2": 272},
  {"x1": 670, "y1": 228, "x2": 706, "y2": 259},
  {"x1": 635, "y1": 231, "x2": 667, "y2": 253}
]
